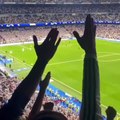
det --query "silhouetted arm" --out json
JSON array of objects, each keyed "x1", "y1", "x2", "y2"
[
  {"x1": 13, "y1": 28, "x2": 61, "y2": 101},
  {"x1": 28, "y1": 72, "x2": 51, "y2": 120},
  {"x1": 0, "y1": 28, "x2": 61, "y2": 120},
  {"x1": 73, "y1": 15, "x2": 102, "y2": 120}
]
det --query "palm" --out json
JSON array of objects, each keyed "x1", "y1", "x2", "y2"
[
  {"x1": 33, "y1": 28, "x2": 61, "y2": 63},
  {"x1": 73, "y1": 15, "x2": 96, "y2": 54}
]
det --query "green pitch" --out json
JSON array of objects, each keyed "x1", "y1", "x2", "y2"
[{"x1": 0, "y1": 40, "x2": 120, "y2": 116}]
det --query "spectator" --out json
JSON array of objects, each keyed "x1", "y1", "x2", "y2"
[
  {"x1": 28, "y1": 72, "x2": 51, "y2": 119},
  {"x1": 0, "y1": 28, "x2": 61, "y2": 120},
  {"x1": 29, "y1": 74, "x2": 68, "y2": 120},
  {"x1": 43, "y1": 102, "x2": 54, "y2": 111},
  {"x1": 73, "y1": 14, "x2": 102, "y2": 120}
]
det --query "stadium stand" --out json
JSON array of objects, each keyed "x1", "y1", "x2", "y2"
[
  {"x1": 0, "y1": 76, "x2": 81, "y2": 120},
  {"x1": 0, "y1": 4, "x2": 119, "y2": 23},
  {"x1": 0, "y1": 0, "x2": 120, "y2": 120},
  {"x1": 0, "y1": 3, "x2": 119, "y2": 44},
  {"x1": 0, "y1": 24, "x2": 119, "y2": 44},
  {"x1": 0, "y1": 0, "x2": 120, "y2": 4}
]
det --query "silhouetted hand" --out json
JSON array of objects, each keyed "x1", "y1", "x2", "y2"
[
  {"x1": 33, "y1": 28, "x2": 61, "y2": 63},
  {"x1": 28, "y1": 72, "x2": 51, "y2": 120},
  {"x1": 106, "y1": 106, "x2": 117, "y2": 120},
  {"x1": 40, "y1": 72, "x2": 51, "y2": 91},
  {"x1": 73, "y1": 14, "x2": 96, "y2": 55}
]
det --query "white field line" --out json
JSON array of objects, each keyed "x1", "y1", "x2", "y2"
[
  {"x1": 98, "y1": 53, "x2": 120, "y2": 58},
  {"x1": 48, "y1": 59, "x2": 82, "y2": 66},
  {"x1": 52, "y1": 77, "x2": 120, "y2": 116},
  {"x1": 100, "y1": 59, "x2": 120, "y2": 62},
  {"x1": 52, "y1": 77, "x2": 82, "y2": 95},
  {"x1": 0, "y1": 40, "x2": 44, "y2": 47},
  {"x1": 49, "y1": 53, "x2": 120, "y2": 66},
  {"x1": 0, "y1": 37, "x2": 120, "y2": 47},
  {"x1": 0, "y1": 38, "x2": 65, "y2": 47}
]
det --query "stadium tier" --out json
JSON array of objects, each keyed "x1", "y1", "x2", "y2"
[
  {"x1": 0, "y1": 0, "x2": 120, "y2": 4},
  {"x1": 0, "y1": 4, "x2": 119, "y2": 24}
]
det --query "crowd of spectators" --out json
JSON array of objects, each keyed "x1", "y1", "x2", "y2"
[
  {"x1": 0, "y1": 76, "x2": 20, "y2": 109},
  {"x1": 0, "y1": 4, "x2": 119, "y2": 14},
  {"x1": 0, "y1": 0, "x2": 119, "y2": 4},
  {"x1": 0, "y1": 15, "x2": 119, "y2": 120},
  {"x1": 0, "y1": 4, "x2": 119, "y2": 24},
  {"x1": 0, "y1": 13, "x2": 120, "y2": 24},
  {"x1": 0, "y1": 24, "x2": 119, "y2": 44},
  {"x1": 0, "y1": 2, "x2": 119, "y2": 119},
  {"x1": 0, "y1": 75, "x2": 80, "y2": 120},
  {"x1": 0, "y1": 4, "x2": 119, "y2": 44}
]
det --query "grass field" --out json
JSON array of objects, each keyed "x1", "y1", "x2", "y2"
[{"x1": 0, "y1": 39, "x2": 120, "y2": 116}]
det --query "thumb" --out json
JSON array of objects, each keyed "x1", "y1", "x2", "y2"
[
  {"x1": 44, "y1": 72, "x2": 51, "y2": 81},
  {"x1": 33, "y1": 35, "x2": 38, "y2": 48},
  {"x1": 73, "y1": 31, "x2": 83, "y2": 47},
  {"x1": 73, "y1": 31, "x2": 81, "y2": 39}
]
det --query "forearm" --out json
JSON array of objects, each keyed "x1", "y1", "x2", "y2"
[
  {"x1": 80, "y1": 53, "x2": 101, "y2": 120},
  {"x1": 16, "y1": 59, "x2": 47, "y2": 96},
  {"x1": 8, "y1": 59, "x2": 47, "y2": 111},
  {"x1": 28, "y1": 89, "x2": 46, "y2": 120}
]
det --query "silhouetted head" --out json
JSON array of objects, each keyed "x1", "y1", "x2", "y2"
[
  {"x1": 106, "y1": 106, "x2": 117, "y2": 120},
  {"x1": 43, "y1": 102, "x2": 54, "y2": 111},
  {"x1": 32, "y1": 110, "x2": 68, "y2": 120}
]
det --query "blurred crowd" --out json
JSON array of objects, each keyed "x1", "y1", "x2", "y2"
[
  {"x1": 0, "y1": 4, "x2": 119, "y2": 23},
  {"x1": 0, "y1": 76, "x2": 79, "y2": 120},
  {"x1": 0, "y1": 4, "x2": 119, "y2": 44},
  {"x1": 0, "y1": 76, "x2": 20, "y2": 109},
  {"x1": 0, "y1": 4, "x2": 119, "y2": 14},
  {"x1": 0, "y1": 15, "x2": 119, "y2": 120},
  {"x1": 0, "y1": 0, "x2": 119, "y2": 4},
  {"x1": 0, "y1": 24, "x2": 120, "y2": 44}
]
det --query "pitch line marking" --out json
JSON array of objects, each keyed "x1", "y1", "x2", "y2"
[
  {"x1": 48, "y1": 59, "x2": 82, "y2": 66},
  {"x1": 99, "y1": 59, "x2": 120, "y2": 62},
  {"x1": 48, "y1": 55, "x2": 120, "y2": 66},
  {"x1": 98, "y1": 54, "x2": 120, "y2": 58}
]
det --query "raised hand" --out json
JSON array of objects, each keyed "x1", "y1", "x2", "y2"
[
  {"x1": 33, "y1": 28, "x2": 61, "y2": 63},
  {"x1": 39, "y1": 72, "x2": 51, "y2": 91},
  {"x1": 106, "y1": 106, "x2": 117, "y2": 120},
  {"x1": 28, "y1": 72, "x2": 51, "y2": 120},
  {"x1": 73, "y1": 14, "x2": 96, "y2": 55}
]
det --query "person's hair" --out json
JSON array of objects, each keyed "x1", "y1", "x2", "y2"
[{"x1": 32, "y1": 110, "x2": 68, "y2": 120}]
